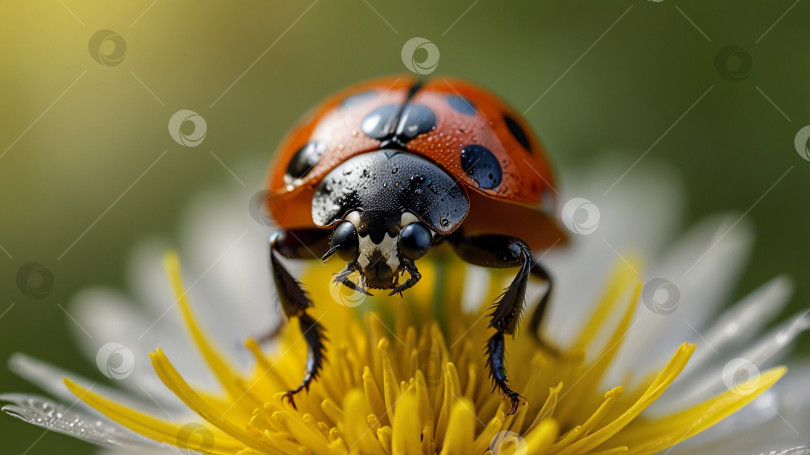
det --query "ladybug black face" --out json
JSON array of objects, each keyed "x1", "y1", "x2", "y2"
[{"x1": 323, "y1": 210, "x2": 433, "y2": 291}]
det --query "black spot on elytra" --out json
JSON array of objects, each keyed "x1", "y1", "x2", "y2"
[
  {"x1": 503, "y1": 114, "x2": 532, "y2": 153},
  {"x1": 446, "y1": 94, "x2": 476, "y2": 115},
  {"x1": 286, "y1": 141, "x2": 326, "y2": 179},
  {"x1": 338, "y1": 90, "x2": 378, "y2": 109},
  {"x1": 361, "y1": 104, "x2": 399, "y2": 139},
  {"x1": 460, "y1": 144, "x2": 502, "y2": 189},
  {"x1": 397, "y1": 104, "x2": 436, "y2": 141},
  {"x1": 361, "y1": 103, "x2": 436, "y2": 144}
]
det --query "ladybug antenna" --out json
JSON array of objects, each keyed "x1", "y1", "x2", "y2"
[{"x1": 321, "y1": 247, "x2": 337, "y2": 261}]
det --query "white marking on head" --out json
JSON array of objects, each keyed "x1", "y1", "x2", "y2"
[{"x1": 344, "y1": 211, "x2": 430, "y2": 273}]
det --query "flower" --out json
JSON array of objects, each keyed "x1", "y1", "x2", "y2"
[{"x1": 2, "y1": 158, "x2": 809, "y2": 454}]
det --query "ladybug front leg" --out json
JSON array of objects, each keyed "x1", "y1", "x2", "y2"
[
  {"x1": 268, "y1": 229, "x2": 330, "y2": 409},
  {"x1": 449, "y1": 234, "x2": 554, "y2": 415}
]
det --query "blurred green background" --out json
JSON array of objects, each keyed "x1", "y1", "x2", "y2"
[{"x1": 1, "y1": 1, "x2": 808, "y2": 453}]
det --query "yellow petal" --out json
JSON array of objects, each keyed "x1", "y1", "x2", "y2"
[{"x1": 391, "y1": 386, "x2": 421, "y2": 455}]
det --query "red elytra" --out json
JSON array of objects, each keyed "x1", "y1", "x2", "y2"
[{"x1": 267, "y1": 75, "x2": 566, "y2": 252}]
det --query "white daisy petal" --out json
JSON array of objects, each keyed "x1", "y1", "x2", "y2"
[
  {"x1": 670, "y1": 363, "x2": 810, "y2": 454},
  {"x1": 176, "y1": 184, "x2": 280, "y2": 367},
  {"x1": 760, "y1": 448, "x2": 810, "y2": 455},
  {"x1": 686, "y1": 276, "x2": 794, "y2": 371},
  {"x1": 605, "y1": 213, "x2": 753, "y2": 385},
  {"x1": 544, "y1": 157, "x2": 684, "y2": 345},
  {"x1": 653, "y1": 276, "x2": 794, "y2": 409},
  {"x1": 69, "y1": 287, "x2": 216, "y2": 404},
  {"x1": 656, "y1": 310, "x2": 810, "y2": 413},
  {"x1": 0, "y1": 393, "x2": 168, "y2": 451},
  {"x1": 5, "y1": 156, "x2": 806, "y2": 454}
]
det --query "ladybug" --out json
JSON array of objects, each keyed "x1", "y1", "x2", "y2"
[{"x1": 266, "y1": 76, "x2": 566, "y2": 414}]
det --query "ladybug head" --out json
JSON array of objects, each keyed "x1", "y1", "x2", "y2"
[{"x1": 322, "y1": 210, "x2": 433, "y2": 291}]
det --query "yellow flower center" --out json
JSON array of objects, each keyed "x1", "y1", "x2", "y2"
[{"x1": 64, "y1": 251, "x2": 784, "y2": 454}]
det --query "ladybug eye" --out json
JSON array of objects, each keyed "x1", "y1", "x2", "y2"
[
  {"x1": 397, "y1": 223, "x2": 432, "y2": 260},
  {"x1": 326, "y1": 221, "x2": 359, "y2": 262}
]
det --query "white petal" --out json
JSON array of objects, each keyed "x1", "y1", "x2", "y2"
[
  {"x1": 542, "y1": 156, "x2": 684, "y2": 345},
  {"x1": 653, "y1": 311, "x2": 810, "y2": 415},
  {"x1": 686, "y1": 276, "x2": 793, "y2": 371},
  {"x1": 652, "y1": 276, "x2": 794, "y2": 409},
  {"x1": 69, "y1": 288, "x2": 217, "y2": 404},
  {"x1": 669, "y1": 362, "x2": 810, "y2": 454},
  {"x1": 605, "y1": 213, "x2": 753, "y2": 386},
  {"x1": 175, "y1": 180, "x2": 280, "y2": 367},
  {"x1": 8, "y1": 353, "x2": 193, "y2": 420},
  {"x1": 0, "y1": 393, "x2": 169, "y2": 451},
  {"x1": 761, "y1": 448, "x2": 810, "y2": 455}
]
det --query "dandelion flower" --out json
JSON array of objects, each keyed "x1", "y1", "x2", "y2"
[{"x1": 3, "y1": 160, "x2": 808, "y2": 454}]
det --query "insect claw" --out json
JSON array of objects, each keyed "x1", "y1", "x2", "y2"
[
  {"x1": 282, "y1": 391, "x2": 298, "y2": 410},
  {"x1": 507, "y1": 396, "x2": 520, "y2": 416}
]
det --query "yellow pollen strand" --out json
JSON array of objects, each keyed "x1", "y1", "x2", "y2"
[
  {"x1": 363, "y1": 365, "x2": 387, "y2": 422},
  {"x1": 524, "y1": 418, "x2": 559, "y2": 453},
  {"x1": 342, "y1": 390, "x2": 386, "y2": 455},
  {"x1": 149, "y1": 348, "x2": 276, "y2": 453},
  {"x1": 164, "y1": 252, "x2": 260, "y2": 417},
  {"x1": 440, "y1": 398, "x2": 476, "y2": 454},
  {"x1": 617, "y1": 366, "x2": 787, "y2": 454},
  {"x1": 379, "y1": 338, "x2": 401, "y2": 422},
  {"x1": 271, "y1": 411, "x2": 333, "y2": 455},
  {"x1": 471, "y1": 412, "x2": 505, "y2": 454},
  {"x1": 63, "y1": 378, "x2": 245, "y2": 454},
  {"x1": 558, "y1": 343, "x2": 695, "y2": 455},
  {"x1": 391, "y1": 386, "x2": 421, "y2": 455},
  {"x1": 574, "y1": 260, "x2": 641, "y2": 348},
  {"x1": 528, "y1": 382, "x2": 562, "y2": 433}
]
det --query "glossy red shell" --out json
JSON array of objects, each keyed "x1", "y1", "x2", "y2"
[{"x1": 267, "y1": 75, "x2": 566, "y2": 251}]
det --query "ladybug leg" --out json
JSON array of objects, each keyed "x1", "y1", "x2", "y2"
[
  {"x1": 449, "y1": 234, "x2": 554, "y2": 415},
  {"x1": 389, "y1": 260, "x2": 422, "y2": 296},
  {"x1": 525, "y1": 261, "x2": 562, "y2": 356},
  {"x1": 268, "y1": 229, "x2": 330, "y2": 409},
  {"x1": 334, "y1": 262, "x2": 372, "y2": 296}
]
